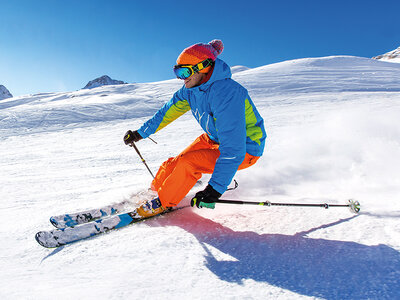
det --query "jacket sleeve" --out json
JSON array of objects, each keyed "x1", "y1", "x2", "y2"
[
  {"x1": 209, "y1": 82, "x2": 247, "y2": 194},
  {"x1": 138, "y1": 87, "x2": 190, "y2": 138}
]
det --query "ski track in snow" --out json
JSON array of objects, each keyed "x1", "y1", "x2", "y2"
[{"x1": 1, "y1": 56, "x2": 400, "y2": 299}]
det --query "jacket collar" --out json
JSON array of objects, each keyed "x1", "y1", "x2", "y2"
[{"x1": 185, "y1": 59, "x2": 232, "y2": 93}]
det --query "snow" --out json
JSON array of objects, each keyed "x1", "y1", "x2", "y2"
[
  {"x1": 373, "y1": 46, "x2": 400, "y2": 64},
  {"x1": 1, "y1": 56, "x2": 400, "y2": 299},
  {"x1": 231, "y1": 65, "x2": 251, "y2": 74},
  {"x1": 379, "y1": 57, "x2": 400, "y2": 64}
]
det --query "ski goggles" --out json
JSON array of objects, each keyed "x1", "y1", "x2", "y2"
[{"x1": 173, "y1": 58, "x2": 214, "y2": 80}]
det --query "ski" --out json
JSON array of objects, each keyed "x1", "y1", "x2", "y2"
[
  {"x1": 49, "y1": 200, "x2": 131, "y2": 229},
  {"x1": 36, "y1": 206, "x2": 184, "y2": 248}
]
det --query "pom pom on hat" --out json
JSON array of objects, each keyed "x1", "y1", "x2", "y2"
[
  {"x1": 209, "y1": 39, "x2": 223, "y2": 56},
  {"x1": 177, "y1": 39, "x2": 224, "y2": 73}
]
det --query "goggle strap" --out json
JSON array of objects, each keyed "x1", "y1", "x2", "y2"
[{"x1": 197, "y1": 58, "x2": 213, "y2": 71}]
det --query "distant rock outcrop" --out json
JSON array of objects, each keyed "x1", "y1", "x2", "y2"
[
  {"x1": 0, "y1": 85, "x2": 13, "y2": 100},
  {"x1": 373, "y1": 46, "x2": 400, "y2": 63},
  {"x1": 83, "y1": 75, "x2": 127, "y2": 89}
]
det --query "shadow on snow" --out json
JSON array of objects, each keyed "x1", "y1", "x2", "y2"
[{"x1": 149, "y1": 209, "x2": 400, "y2": 299}]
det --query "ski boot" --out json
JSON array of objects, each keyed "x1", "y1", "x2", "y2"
[{"x1": 136, "y1": 197, "x2": 166, "y2": 218}]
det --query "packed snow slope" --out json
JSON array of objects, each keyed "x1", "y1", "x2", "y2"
[{"x1": 1, "y1": 56, "x2": 400, "y2": 299}]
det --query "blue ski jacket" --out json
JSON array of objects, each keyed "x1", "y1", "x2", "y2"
[{"x1": 138, "y1": 58, "x2": 266, "y2": 194}]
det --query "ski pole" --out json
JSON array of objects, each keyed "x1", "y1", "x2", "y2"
[
  {"x1": 129, "y1": 142, "x2": 155, "y2": 179},
  {"x1": 214, "y1": 199, "x2": 360, "y2": 214}
]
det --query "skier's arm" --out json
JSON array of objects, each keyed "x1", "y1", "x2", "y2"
[
  {"x1": 137, "y1": 88, "x2": 190, "y2": 139},
  {"x1": 209, "y1": 84, "x2": 247, "y2": 194}
]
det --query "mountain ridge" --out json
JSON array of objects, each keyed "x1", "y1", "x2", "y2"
[
  {"x1": 0, "y1": 85, "x2": 13, "y2": 100},
  {"x1": 83, "y1": 75, "x2": 127, "y2": 89},
  {"x1": 373, "y1": 46, "x2": 400, "y2": 63}
]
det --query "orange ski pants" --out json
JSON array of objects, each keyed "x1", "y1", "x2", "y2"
[{"x1": 152, "y1": 133, "x2": 260, "y2": 207}]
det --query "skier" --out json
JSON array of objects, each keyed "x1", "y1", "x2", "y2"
[{"x1": 124, "y1": 39, "x2": 266, "y2": 217}]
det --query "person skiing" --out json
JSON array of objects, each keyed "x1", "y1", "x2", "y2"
[{"x1": 124, "y1": 39, "x2": 266, "y2": 217}]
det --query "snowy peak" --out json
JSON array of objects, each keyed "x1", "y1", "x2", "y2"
[
  {"x1": 231, "y1": 65, "x2": 251, "y2": 74},
  {"x1": 0, "y1": 85, "x2": 13, "y2": 100},
  {"x1": 83, "y1": 75, "x2": 127, "y2": 89},
  {"x1": 2, "y1": 55, "x2": 400, "y2": 131},
  {"x1": 232, "y1": 55, "x2": 400, "y2": 96},
  {"x1": 373, "y1": 46, "x2": 400, "y2": 63}
]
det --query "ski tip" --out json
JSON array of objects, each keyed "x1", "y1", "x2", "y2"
[
  {"x1": 35, "y1": 231, "x2": 63, "y2": 248},
  {"x1": 49, "y1": 217, "x2": 60, "y2": 228},
  {"x1": 35, "y1": 232, "x2": 48, "y2": 248}
]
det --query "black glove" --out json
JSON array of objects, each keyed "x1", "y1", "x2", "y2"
[
  {"x1": 191, "y1": 184, "x2": 222, "y2": 209},
  {"x1": 123, "y1": 130, "x2": 143, "y2": 145}
]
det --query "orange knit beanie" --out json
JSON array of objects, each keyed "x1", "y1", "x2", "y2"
[{"x1": 176, "y1": 39, "x2": 224, "y2": 73}]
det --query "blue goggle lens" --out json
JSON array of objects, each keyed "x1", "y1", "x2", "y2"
[{"x1": 174, "y1": 66, "x2": 193, "y2": 79}]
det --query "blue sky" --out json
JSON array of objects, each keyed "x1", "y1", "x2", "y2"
[{"x1": 1, "y1": 0, "x2": 399, "y2": 96}]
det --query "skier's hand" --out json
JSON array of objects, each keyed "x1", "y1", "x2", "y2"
[
  {"x1": 124, "y1": 130, "x2": 143, "y2": 145},
  {"x1": 191, "y1": 185, "x2": 221, "y2": 209}
]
